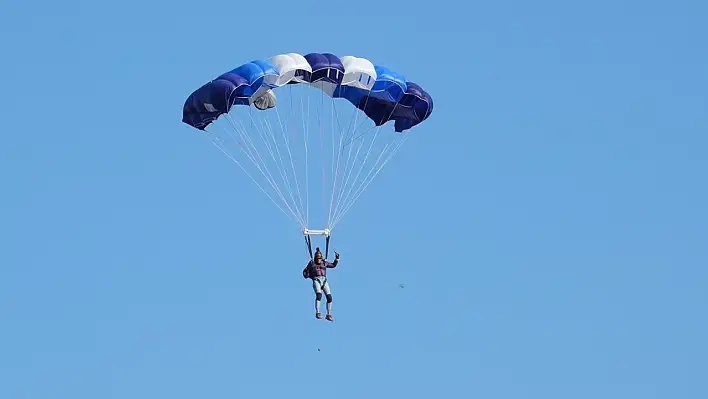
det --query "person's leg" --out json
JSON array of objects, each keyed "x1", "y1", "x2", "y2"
[
  {"x1": 312, "y1": 277, "x2": 324, "y2": 318},
  {"x1": 322, "y1": 280, "x2": 333, "y2": 320}
]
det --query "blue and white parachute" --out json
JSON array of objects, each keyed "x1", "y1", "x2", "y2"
[{"x1": 182, "y1": 52, "x2": 433, "y2": 234}]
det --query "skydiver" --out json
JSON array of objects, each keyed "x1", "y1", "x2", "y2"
[{"x1": 303, "y1": 247, "x2": 340, "y2": 321}]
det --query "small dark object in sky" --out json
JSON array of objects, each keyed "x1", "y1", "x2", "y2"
[
  {"x1": 399, "y1": 284, "x2": 405, "y2": 288},
  {"x1": 318, "y1": 348, "x2": 320, "y2": 351}
]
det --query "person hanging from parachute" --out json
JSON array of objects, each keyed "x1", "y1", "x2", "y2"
[
  {"x1": 303, "y1": 247, "x2": 340, "y2": 321},
  {"x1": 181, "y1": 52, "x2": 432, "y2": 322}
]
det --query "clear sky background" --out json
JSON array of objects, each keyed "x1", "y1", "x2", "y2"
[{"x1": 1, "y1": 0, "x2": 707, "y2": 398}]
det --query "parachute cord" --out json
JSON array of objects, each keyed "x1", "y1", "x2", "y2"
[
  {"x1": 222, "y1": 114, "x2": 306, "y2": 228},
  {"x1": 212, "y1": 131, "x2": 304, "y2": 228},
  {"x1": 330, "y1": 120, "x2": 368, "y2": 227},
  {"x1": 333, "y1": 138, "x2": 398, "y2": 227},
  {"x1": 331, "y1": 94, "x2": 336, "y2": 180},
  {"x1": 268, "y1": 111, "x2": 305, "y2": 220},
  {"x1": 327, "y1": 95, "x2": 335, "y2": 228},
  {"x1": 331, "y1": 133, "x2": 410, "y2": 228},
  {"x1": 331, "y1": 123, "x2": 383, "y2": 224},
  {"x1": 330, "y1": 95, "x2": 365, "y2": 217},
  {"x1": 246, "y1": 108, "x2": 306, "y2": 225},
  {"x1": 331, "y1": 101, "x2": 405, "y2": 227},
  {"x1": 326, "y1": 96, "x2": 345, "y2": 228},
  {"x1": 332, "y1": 137, "x2": 390, "y2": 227},
  {"x1": 320, "y1": 86, "x2": 327, "y2": 214},
  {"x1": 329, "y1": 88, "x2": 376, "y2": 226},
  {"x1": 274, "y1": 105, "x2": 307, "y2": 227},
  {"x1": 223, "y1": 114, "x2": 306, "y2": 228},
  {"x1": 327, "y1": 110, "x2": 347, "y2": 229},
  {"x1": 208, "y1": 134, "x2": 301, "y2": 227},
  {"x1": 225, "y1": 115, "x2": 286, "y2": 202},
  {"x1": 254, "y1": 111, "x2": 306, "y2": 224},
  {"x1": 200, "y1": 78, "x2": 412, "y2": 232},
  {"x1": 341, "y1": 85, "x2": 373, "y2": 148},
  {"x1": 343, "y1": 95, "x2": 400, "y2": 148},
  {"x1": 342, "y1": 93, "x2": 376, "y2": 148},
  {"x1": 303, "y1": 92, "x2": 311, "y2": 227}
]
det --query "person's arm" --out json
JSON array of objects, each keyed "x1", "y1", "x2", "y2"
[
  {"x1": 326, "y1": 252, "x2": 340, "y2": 268},
  {"x1": 303, "y1": 260, "x2": 313, "y2": 278}
]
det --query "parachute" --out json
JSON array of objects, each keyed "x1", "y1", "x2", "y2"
[{"x1": 182, "y1": 52, "x2": 433, "y2": 257}]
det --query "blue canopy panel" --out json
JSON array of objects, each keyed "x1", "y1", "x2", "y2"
[
  {"x1": 223, "y1": 60, "x2": 279, "y2": 104},
  {"x1": 333, "y1": 65, "x2": 407, "y2": 111},
  {"x1": 182, "y1": 74, "x2": 250, "y2": 130},
  {"x1": 369, "y1": 65, "x2": 407, "y2": 102},
  {"x1": 357, "y1": 81, "x2": 433, "y2": 132},
  {"x1": 304, "y1": 53, "x2": 344, "y2": 85}
]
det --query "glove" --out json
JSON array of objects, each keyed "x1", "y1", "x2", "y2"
[{"x1": 335, "y1": 251, "x2": 340, "y2": 259}]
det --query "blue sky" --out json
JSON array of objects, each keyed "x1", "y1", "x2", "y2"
[{"x1": 1, "y1": 0, "x2": 707, "y2": 398}]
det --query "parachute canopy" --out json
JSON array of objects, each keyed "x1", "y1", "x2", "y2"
[
  {"x1": 183, "y1": 52, "x2": 432, "y2": 133},
  {"x1": 181, "y1": 52, "x2": 433, "y2": 233}
]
